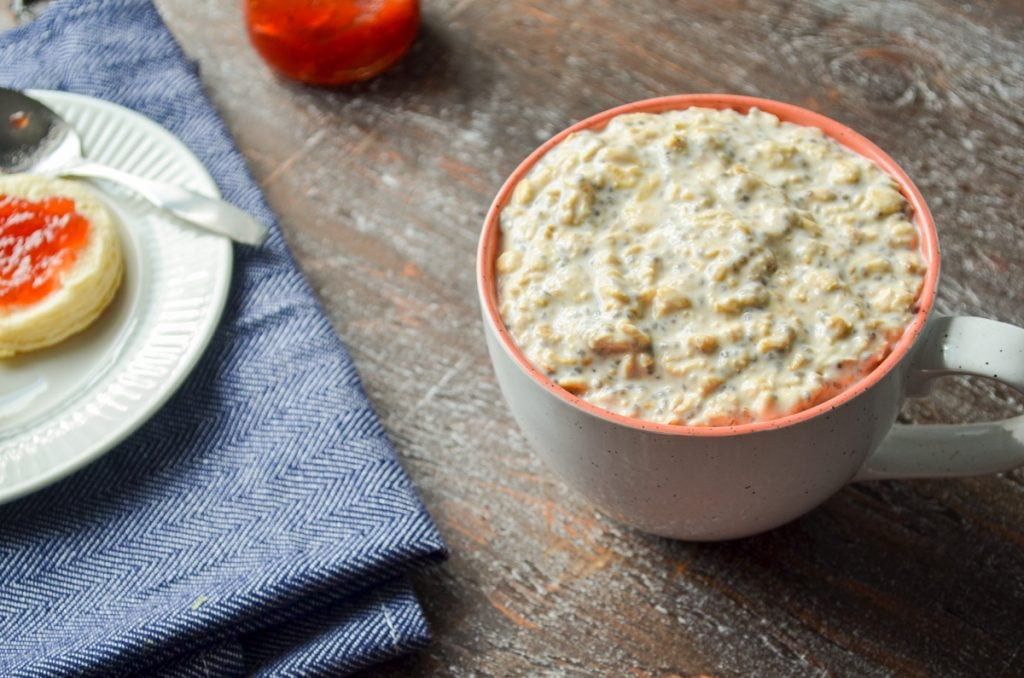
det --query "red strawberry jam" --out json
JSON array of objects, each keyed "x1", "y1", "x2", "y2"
[{"x1": 0, "y1": 193, "x2": 91, "y2": 310}]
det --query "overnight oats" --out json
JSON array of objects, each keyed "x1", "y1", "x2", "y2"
[{"x1": 495, "y1": 107, "x2": 927, "y2": 426}]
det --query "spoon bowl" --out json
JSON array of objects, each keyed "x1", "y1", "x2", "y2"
[{"x1": 0, "y1": 87, "x2": 82, "y2": 172}]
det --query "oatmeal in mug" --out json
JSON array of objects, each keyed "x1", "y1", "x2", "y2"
[{"x1": 496, "y1": 108, "x2": 926, "y2": 426}]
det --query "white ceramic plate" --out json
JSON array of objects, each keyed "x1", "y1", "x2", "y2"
[{"x1": 0, "y1": 90, "x2": 232, "y2": 504}]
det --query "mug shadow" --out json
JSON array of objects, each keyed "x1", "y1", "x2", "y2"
[{"x1": 636, "y1": 481, "x2": 1024, "y2": 673}]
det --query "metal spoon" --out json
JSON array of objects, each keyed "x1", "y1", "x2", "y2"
[{"x1": 0, "y1": 87, "x2": 268, "y2": 246}]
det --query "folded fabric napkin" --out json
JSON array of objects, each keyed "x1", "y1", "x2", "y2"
[{"x1": 0, "y1": 1, "x2": 446, "y2": 675}]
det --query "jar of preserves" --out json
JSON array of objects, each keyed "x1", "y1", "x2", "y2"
[{"x1": 244, "y1": 0, "x2": 420, "y2": 86}]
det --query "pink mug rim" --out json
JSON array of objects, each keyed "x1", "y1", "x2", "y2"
[{"x1": 477, "y1": 94, "x2": 940, "y2": 437}]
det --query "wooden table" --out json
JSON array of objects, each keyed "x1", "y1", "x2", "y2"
[{"x1": 9, "y1": 1, "x2": 1024, "y2": 675}]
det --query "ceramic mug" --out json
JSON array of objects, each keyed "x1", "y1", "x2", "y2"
[{"x1": 477, "y1": 94, "x2": 1024, "y2": 541}]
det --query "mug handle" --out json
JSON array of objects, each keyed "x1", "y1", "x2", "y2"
[{"x1": 855, "y1": 316, "x2": 1024, "y2": 481}]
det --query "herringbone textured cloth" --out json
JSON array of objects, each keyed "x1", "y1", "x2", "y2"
[{"x1": 0, "y1": 1, "x2": 446, "y2": 675}]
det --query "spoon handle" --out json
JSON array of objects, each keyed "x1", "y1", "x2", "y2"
[{"x1": 55, "y1": 161, "x2": 269, "y2": 246}]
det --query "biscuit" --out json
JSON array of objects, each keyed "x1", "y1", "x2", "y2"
[{"x1": 0, "y1": 174, "x2": 124, "y2": 358}]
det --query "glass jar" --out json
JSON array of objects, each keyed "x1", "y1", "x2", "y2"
[{"x1": 244, "y1": 0, "x2": 420, "y2": 86}]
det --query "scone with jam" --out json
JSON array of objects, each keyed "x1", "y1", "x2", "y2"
[{"x1": 0, "y1": 174, "x2": 124, "y2": 358}]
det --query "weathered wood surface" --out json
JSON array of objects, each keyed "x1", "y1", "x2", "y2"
[{"x1": 15, "y1": 0, "x2": 1024, "y2": 674}]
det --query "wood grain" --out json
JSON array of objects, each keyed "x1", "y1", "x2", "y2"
[{"x1": 20, "y1": 0, "x2": 1024, "y2": 674}]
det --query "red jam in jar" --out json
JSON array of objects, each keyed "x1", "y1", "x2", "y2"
[
  {"x1": 0, "y1": 194, "x2": 90, "y2": 310},
  {"x1": 244, "y1": 0, "x2": 420, "y2": 86}
]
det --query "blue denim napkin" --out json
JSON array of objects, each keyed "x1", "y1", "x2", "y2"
[{"x1": 0, "y1": 1, "x2": 446, "y2": 675}]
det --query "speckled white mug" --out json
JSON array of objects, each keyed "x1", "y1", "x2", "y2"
[{"x1": 478, "y1": 94, "x2": 1024, "y2": 540}]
